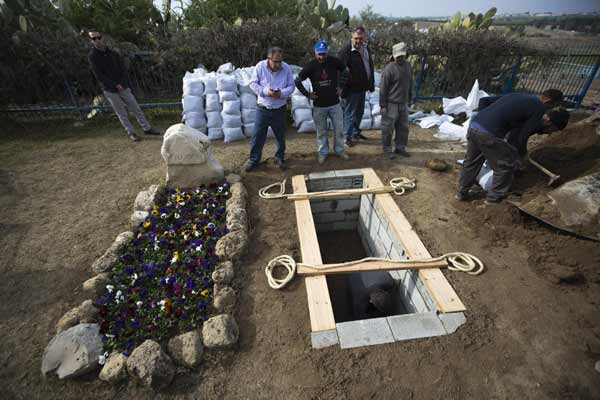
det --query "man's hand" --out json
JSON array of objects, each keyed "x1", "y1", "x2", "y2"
[
  {"x1": 268, "y1": 89, "x2": 281, "y2": 99},
  {"x1": 116, "y1": 84, "x2": 125, "y2": 92},
  {"x1": 309, "y1": 92, "x2": 318, "y2": 100}
]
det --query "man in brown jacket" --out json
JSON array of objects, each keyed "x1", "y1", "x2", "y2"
[{"x1": 380, "y1": 42, "x2": 412, "y2": 159}]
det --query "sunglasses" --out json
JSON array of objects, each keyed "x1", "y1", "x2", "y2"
[{"x1": 91, "y1": 36, "x2": 102, "y2": 41}]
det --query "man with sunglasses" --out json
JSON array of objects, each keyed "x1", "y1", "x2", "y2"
[
  {"x1": 245, "y1": 47, "x2": 295, "y2": 172},
  {"x1": 87, "y1": 31, "x2": 160, "y2": 142},
  {"x1": 338, "y1": 26, "x2": 375, "y2": 147},
  {"x1": 294, "y1": 40, "x2": 350, "y2": 165}
]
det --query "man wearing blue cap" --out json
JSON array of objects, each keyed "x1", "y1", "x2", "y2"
[{"x1": 294, "y1": 40, "x2": 350, "y2": 164}]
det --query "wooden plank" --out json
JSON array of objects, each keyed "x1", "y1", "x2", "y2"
[
  {"x1": 361, "y1": 168, "x2": 466, "y2": 312},
  {"x1": 297, "y1": 259, "x2": 449, "y2": 276},
  {"x1": 291, "y1": 175, "x2": 336, "y2": 332},
  {"x1": 287, "y1": 186, "x2": 389, "y2": 201}
]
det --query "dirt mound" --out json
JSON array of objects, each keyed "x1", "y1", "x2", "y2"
[{"x1": 530, "y1": 124, "x2": 600, "y2": 180}]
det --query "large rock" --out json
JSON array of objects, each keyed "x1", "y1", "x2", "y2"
[
  {"x1": 215, "y1": 231, "x2": 248, "y2": 262},
  {"x1": 167, "y1": 331, "x2": 204, "y2": 368},
  {"x1": 134, "y1": 185, "x2": 159, "y2": 212},
  {"x1": 126, "y1": 340, "x2": 174, "y2": 390},
  {"x1": 202, "y1": 314, "x2": 239, "y2": 349},
  {"x1": 99, "y1": 352, "x2": 128, "y2": 384},
  {"x1": 161, "y1": 124, "x2": 224, "y2": 188},
  {"x1": 82, "y1": 273, "x2": 111, "y2": 297},
  {"x1": 56, "y1": 300, "x2": 99, "y2": 333},
  {"x1": 226, "y1": 182, "x2": 247, "y2": 210},
  {"x1": 92, "y1": 231, "x2": 134, "y2": 274},
  {"x1": 42, "y1": 323, "x2": 103, "y2": 379},
  {"x1": 225, "y1": 173, "x2": 242, "y2": 184},
  {"x1": 130, "y1": 210, "x2": 149, "y2": 230},
  {"x1": 213, "y1": 286, "x2": 236, "y2": 313},
  {"x1": 56, "y1": 307, "x2": 79, "y2": 334},
  {"x1": 548, "y1": 172, "x2": 600, "y2": 226},
  {"x1": 212, "y1": 261, "x2": 234, "y2": 285},
  {"x1": 226, "y1": 207, "x2": 248, "y2": 233}
]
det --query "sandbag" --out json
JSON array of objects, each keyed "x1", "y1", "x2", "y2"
[
  {"x1": 298, "y1": 120, "x2": 316, "y2": 133},
  {"x1": 205, "y1": 93, "x2": 221, "y2": 112},
  {"x1": 217, "y1": 62, "x2": 235, "y2": 74},
  {"x1": 240, "y1": 93, "x2": 257, "y2": 109},
  {"x1": 208, "y1": 127, "x2": 224, "y2": 140},
  {"x1": 371, "y1": 104, "x2": 381, "y2": 116},
  {"x1": 206, "y1": 111, "x2": 223, "y2": 129},
  {"x1": 219, "y1": 91, "x2": 238, "y2": 103},
  {"x1": 223, "y1": 127, "x2": 245, "y2": 143},
  {"x1": 292, "y1": 78, "x2": 312, "y2": 96},
  {"x1": 217, "y1": 74, "x2": 238, "y2": 92},
  {"x1": 372, "y1": 115, "x2": 382, "y2": 129},
  {"x1": 369, "y1": 89, "x2": 380, "y2": 105},
  {"x1": 363, "y1": 102, "x2": 371, "y2": 116},
  {"x1": 222, "y1": 100, "x2": 241, "y2": 116},
  {"x1": 182, "y1": 95, "x2": 204, "y2": 114},
  {"x1": 434, "y1": 121, "x2": 467, "y2": 141},
  {"x1": 242, "y1": 108, "x2": 255, "y2": 123},
  {"x1": 183, "y1": 111, "x2": 206, "y2": 130},
  {"x1": 293, "y1": 108, "x2": 313, "y2": 127},
  {"x1": 203, "y1": 74, "x2": 217, "y2": 94},
  {"x1": 221, "y1": 114, "x2": 242, "y2": 128},
  {"x1": 182, "y1": 74, "x2": 205, "y2": 97},
  {"x1": 291, "y1": 95, "x2": 311, "y2": 110},
  {"x1": 243, "y1": 123, "x2": 255, "y2": 137},
  {"x1": 359, "y1": 119, "x2": 372, "y2": 130}
]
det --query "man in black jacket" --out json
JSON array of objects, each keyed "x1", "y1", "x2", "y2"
[
  {"x1": 456, "y1": 89, "x2": 569, "y2": 204},
  {"x1": 87, "y1": 31, "x2": 160, "y2": 142},
  {"x1": 338, "y1": 26, "x2": 375, "y2": 147}
]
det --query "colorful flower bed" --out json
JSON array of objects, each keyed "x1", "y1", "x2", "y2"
[{"x1": 96, "y1": 182, "x2": 230, "y2": 356}]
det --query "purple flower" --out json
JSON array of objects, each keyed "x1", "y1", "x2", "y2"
[
  {"x1": 167, "y1": 276, "x2": 176, "y2": 285},
  {"x1": 185, "y1": 278, "x2": 195, "y2": 289}
]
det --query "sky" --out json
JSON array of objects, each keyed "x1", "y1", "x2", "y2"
[{"x1": 340, "y1": 0, "x2": 600, "y2": 17}]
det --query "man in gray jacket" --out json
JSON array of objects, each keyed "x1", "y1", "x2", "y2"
[{"x1": 380, "y1": 42, "x2": 412, "y2": 159}]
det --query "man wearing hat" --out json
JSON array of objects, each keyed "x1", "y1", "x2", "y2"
[
  {"x1": 295, "y1": 40, "x2": 350, "y2": 164},
  {"x1": 379, "y1": 42, "x2": 413, "y2": 159}
]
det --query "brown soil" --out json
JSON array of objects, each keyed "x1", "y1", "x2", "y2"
[{"x1": 1, "y1": 117, "x2": 599, "y2": 399}]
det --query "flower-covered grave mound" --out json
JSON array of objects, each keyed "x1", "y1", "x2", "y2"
[{"x1": 96, "y1": 182, "x2": 230, "y2": 356}]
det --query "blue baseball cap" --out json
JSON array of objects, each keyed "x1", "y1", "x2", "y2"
[{"x1": 314, "y1": 40, "x2": 329, "y2": 53}]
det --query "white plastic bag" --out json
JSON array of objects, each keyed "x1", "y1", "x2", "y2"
[
  {"x1": 434, "y1": 121, "x2": 467, "y2": 141},
  {"x1": 363, "y1": 102, "x2": 371, "y2": 116},
  {"x1": 223, "y1": 127, "x2": 245, "y2": 142},
  {"x1": 219, "y1": 91, "x2": 238, "y2": 103},
  {"x1": 478, "y1": 162, "x2": 493, "y2": 191},
  {"x1": 442, "y1": 96, "x2": 469, "y2": 115},
  {"x1": 298, "y1": 120, "x2": 316, "y2": 133},
  {"x1": 240, "y1": 93, "x2": 257, "y2": 109},
  {"x1": 206, "y1": 111, "x2": 223, "y2": 129},
  {"x1": 369, "y1": 88, "x2": 380, "y2": 105},
  {"x1": 222, "y1": 100, "x2": 241, "y2": 115},
  {"x1": 184, "y1": 112, "x2": 206, "y2": 130},
  {"x1": 205, "y1": 93, "x2": 221, "y2": 112},
  {"x1": 221, "y1": 114, "x2": 242, "y2": 128},
  {"x1": 408, "y1": 110, "x2": 426, "y2": 121},
  {"x1": 241, "y1": 108, "x2": 255, "y2": 123},
  {"x1": 203, "y1": 74, "x2": 218, "y2": 94},
  {"x1": 466, "y1": 80, "x2": 490, "y2": 112},
  {"x1": 182, "y1": 72, "x2": 205, "y2": 97},
  {"x1": 291, "y1": 95, "x2": 311, "y2": 110},
  {"x1": 371, "y1": 104, "x2": 381, "y2": 116},
  {"x1": 372, "y1": 115, "x2": 382, "y2": 129},
  {"x1": 243, "y1": 123, "x2": 255, "y2": 137},
  {"x1": 208, "y1": 127, "x2": 224, "y2": 140},
  {"x1": 182, "y1": 95, "x2": 204, "y2": 113},
  {"x1": 217, "y1": 62, "x2": 235, "y2": 74},
  {"x1": 216, "y1": 74, "x2": 238, "y2": 92},
  {"x1": 419, "y1": 113, "x2": 453, "y2": 129},
  {"x1": 293, "y1": 108, "x2": 313, "y2": 127}
]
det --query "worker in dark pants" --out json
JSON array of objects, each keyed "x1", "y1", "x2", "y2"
[
  {"x1": 456, "y1": 89, "x2": 569, "y2": 204},
  {"x1": 348, "y1": 271, "x2": 395, "y2": 320}
]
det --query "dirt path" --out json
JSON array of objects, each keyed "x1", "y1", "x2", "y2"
[{"x1": 0, "y1": 118, "x2": 598, "y2": 399}]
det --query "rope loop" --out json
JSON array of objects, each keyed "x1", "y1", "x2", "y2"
[
  {"x1": 389, "y1": 177, "x2": 416, "y2": 195},
  {"x1": 258, "y1": 179, "x2": 287, "y2": 199},
  {"x1": 445, "y1": 252, "x2": 485, "y2": 275},
  {"x1": 265, "y1": 255, "x2": 297, "y2": 289}
]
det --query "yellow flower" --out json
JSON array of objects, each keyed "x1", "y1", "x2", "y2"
[
  {"x1": 176, "y1": 195, "x2": 183, "y2": 202},
  {"x1": 200, "y1": 289, "x2": 209, "y2": 297},
  {"x1": 143, "y1": 220, "x2": 151, "y2": 228}
]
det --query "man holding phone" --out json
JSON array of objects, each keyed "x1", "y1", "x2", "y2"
[{"x1": 246, "y1": 47, "x2": 295, "y2": 172}]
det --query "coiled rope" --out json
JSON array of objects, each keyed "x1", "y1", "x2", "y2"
[
  {"x1": 265, "y1": 252, "x2": 484, "y2": 289},
  {"x1": 258, "y1": 177, "x2": 416, "y2": 200}
]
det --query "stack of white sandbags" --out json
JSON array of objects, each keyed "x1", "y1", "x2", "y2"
[
  {"x1": 216, "y1": 67, "x2": 244, "y2": 142},
  {"x1": 202, "y1": 72, "x2": 224, "y2": 140},
  {"x1": 369, "y1": 88, "x2": 381, "y2": 129},
  {"x1": 236, "y1": 67, "x2": 259, "y2": 137},
  {"x1": 181, "y1": 69, "x2": 207, "y2": 133},
  {"x1": 292, "y1": 78, "x2": 315, "y2": 133},
  {"x1": 360, "y1": 96, "x2": 372, "y2": 130}
]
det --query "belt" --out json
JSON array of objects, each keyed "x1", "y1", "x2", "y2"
[{"x1": 257, "y1": 104, "x2": 286, "y2": 111}]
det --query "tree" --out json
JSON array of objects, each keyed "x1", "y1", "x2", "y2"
[{"x1": 184, "y1": 0, "x2": 298, "y2": 28}]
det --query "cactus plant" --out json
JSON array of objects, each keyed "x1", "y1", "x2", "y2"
[
  {"x1": 297, "y1": 0, "x2": 349, "y2": 39},
  {"x1": 444, "y1": 7, "x2": 496, "y2": 30}
]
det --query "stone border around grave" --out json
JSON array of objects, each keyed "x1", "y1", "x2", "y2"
[{"x1": 42, "y1": 173, "x2": 247, "y2": 391}]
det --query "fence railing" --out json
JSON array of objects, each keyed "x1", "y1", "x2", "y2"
[{"x1": 1, "y1": 51, "x2": 599, "y2": 120}]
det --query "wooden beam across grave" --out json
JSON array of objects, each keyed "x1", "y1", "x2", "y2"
[
  {"x1": 291, "y1": 175, "x2": 336, "y2": 332},
  {"x1": 361, "y1": 168, "x2": 466, "y2": 313},
  {"x1": 297, "y1": 259, "x2": 449, "y2": 276}
]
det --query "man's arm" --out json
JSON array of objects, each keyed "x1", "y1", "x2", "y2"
[
  {"x1": 114, "y1": 50, "x2": 128, "y2": 87},
  {"x1": 511, "y1": 110, "x2": 545, "y2": 157},
  {"x1": 379, "y1": 65, "x2": 390, "y2": 110},
  {"x1": 367, "y1": 46, "x2": 375, "y2": 91},
  {"x1": 280, "y1": 65, "x2": 295, "y2": 99},
  {"x1": 294, "y1": 64, "x2": 312, "y2": 98},
  {"x1": 88, "y1": 53, "x2": 118, "y2": 91},
  {"x1": 407, "y1": 63, "x2": 413, "y2": 106},
  {"x1": 478, "y1": 96, "x2": 501, "y2": 111},
  {"x1": 249, "y1": 63, "x2": 269, "y2": 97}
]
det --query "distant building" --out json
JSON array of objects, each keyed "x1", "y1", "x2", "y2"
[{"x1": 534, "y1": 12, "x2": 553, "y2": 17}]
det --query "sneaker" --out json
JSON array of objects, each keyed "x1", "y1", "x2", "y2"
[
  {"x1": 338, "y1": 153, "x2": 349, "y2": 160},
  {"x1": 143, "y1": 127, "x2": 161, "y2": 135},
  {"x1": 394, "y1": 149, "x2": 411, "y2": 157},
  {"x1": 244, "y1": 160, "x2": 258, "y2": 172},
  {"x1": 344, "y1": 139, "x2": 356, "y2": 148},
  {"x1": 318, "y1": 155, "x2": 327, "y2": 165},
  {"x1": 454, "y1": 191, "x2": 469, "y2": 201},
  {"x1": 386, "y1": 152, "x2": 396, "y2": 160},
  {"x1": 275, "y1": 158, "x2": 288, "y2": 170},
  {"x1": 128, "y1": 133, "x2": 141, "y2": 142}
]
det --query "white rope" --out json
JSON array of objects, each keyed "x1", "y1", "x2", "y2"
[
  {"x1": 265, "y1": 255, "x2": 297, "y2": 289},
  {"x1": 258, "y1": 179, "x2": 288, "y2": 199},
  {"x1": 265, "y1": 252, "x2": 484, "y2": 289},
  {"x1": 389, "y1": 177, "x2": 416, "y2": 195}
]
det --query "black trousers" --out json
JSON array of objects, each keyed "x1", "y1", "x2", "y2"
[{"x1": 458, "y1": 128, "x2": 519, "y2": 201}]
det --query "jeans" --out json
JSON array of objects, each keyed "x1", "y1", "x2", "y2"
[
  {"x1": 103, "y1": 88, "x2": 151, "y2": 134},
  {"x1": 313, "y1": 104, "x2": 345, "y2": 157},
  {"x1": 249, "y1": 106, "x2": 286, "y2": 164},
  {"x1": 458, "y1": 128, "x2": 519, "y2": 201},
  {"x1": 342, "y1": 90, "x2": 366, "y2": 139},
  {"x1": 381, "y1": 103, "x2": 409, "y2": 153}
]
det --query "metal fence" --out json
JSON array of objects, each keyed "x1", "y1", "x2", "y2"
[{"x1": 1, "y1": 50, "x2": 599, "y2": 120}]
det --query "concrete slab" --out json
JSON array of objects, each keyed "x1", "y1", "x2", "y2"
[
  {"x1": 439, "y1": 312, "x2": 467, "y2": 334},
  {"x1": 337, "y1": 318, "x2": 395, "y2": 349},
  {"x1": 311, "y1": 329, "x2": 339, "y2": 349},
  {"x1": 308, "y1": 171, "x2": 336, "y2": 180},
  {"x1": 387, "y1": 312, "x2": 447, "y2": 341},
  {"x1": 333, "y1": 169, "x2": 363, "y2": 178}
]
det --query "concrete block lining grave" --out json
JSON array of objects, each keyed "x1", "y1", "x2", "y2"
[{"x1": 303, "y1": 169, "x2": 466, "y2": 349}]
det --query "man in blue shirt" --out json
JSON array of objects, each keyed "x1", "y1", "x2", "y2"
[
  {"x1": 456, "y1": 89, "x2": 569, "y2": 204},
  {"x1": 245, "y1": 47, "x2": 295, "y2": 172}
]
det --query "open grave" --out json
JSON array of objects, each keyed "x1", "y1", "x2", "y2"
[{"x1": 292, "y1": 168, "x2": 467, "y2": 349}]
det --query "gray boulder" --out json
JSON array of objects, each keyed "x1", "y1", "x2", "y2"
[
  {"x1": 92, "y1": 231, "x2": 134, "y2": 274},
  {"x1": 126, "y1": 340, "x2": 174, "y2": 391},
  {"x1": 212, "y1": 261, "x2": 234, "y2": 285},
  {"x1": 215, "y1": 231, "x2": 248, "y2": 262},
  {"x1": 99, "y1": 352, "x2": 128, "y2": 384},
  {"x1": 167, "y1": 331, "x2": 204, "y2": 368},
  {"x1": 225, "y1": 173, "x2": 242, "y2": 184},
  {"x1": 130, "y1": 210, "x2": 149, "y2": 230},
  {"x1": 213, "y1": 286, "x2": 236, "y2": 313},
  {"x1": 134, "y1": 185, "x2": 159, "y2": 212},
  {"x1": 226, "y1": 207, "x2": 248, "y2": 233},
  {"x1": 42, "y1": 323, "x2": 103, "y2": 379},
  {"x1": 202, "y1": 314, "x2": 239, "y2": 349},
  {"x1": 82, "y1": 273, "x2": 111, "y2": 297}
]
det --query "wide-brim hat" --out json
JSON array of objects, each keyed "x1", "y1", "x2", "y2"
[{"x1": 392, "y1": 42, "x2": 407, "y2": 58}]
